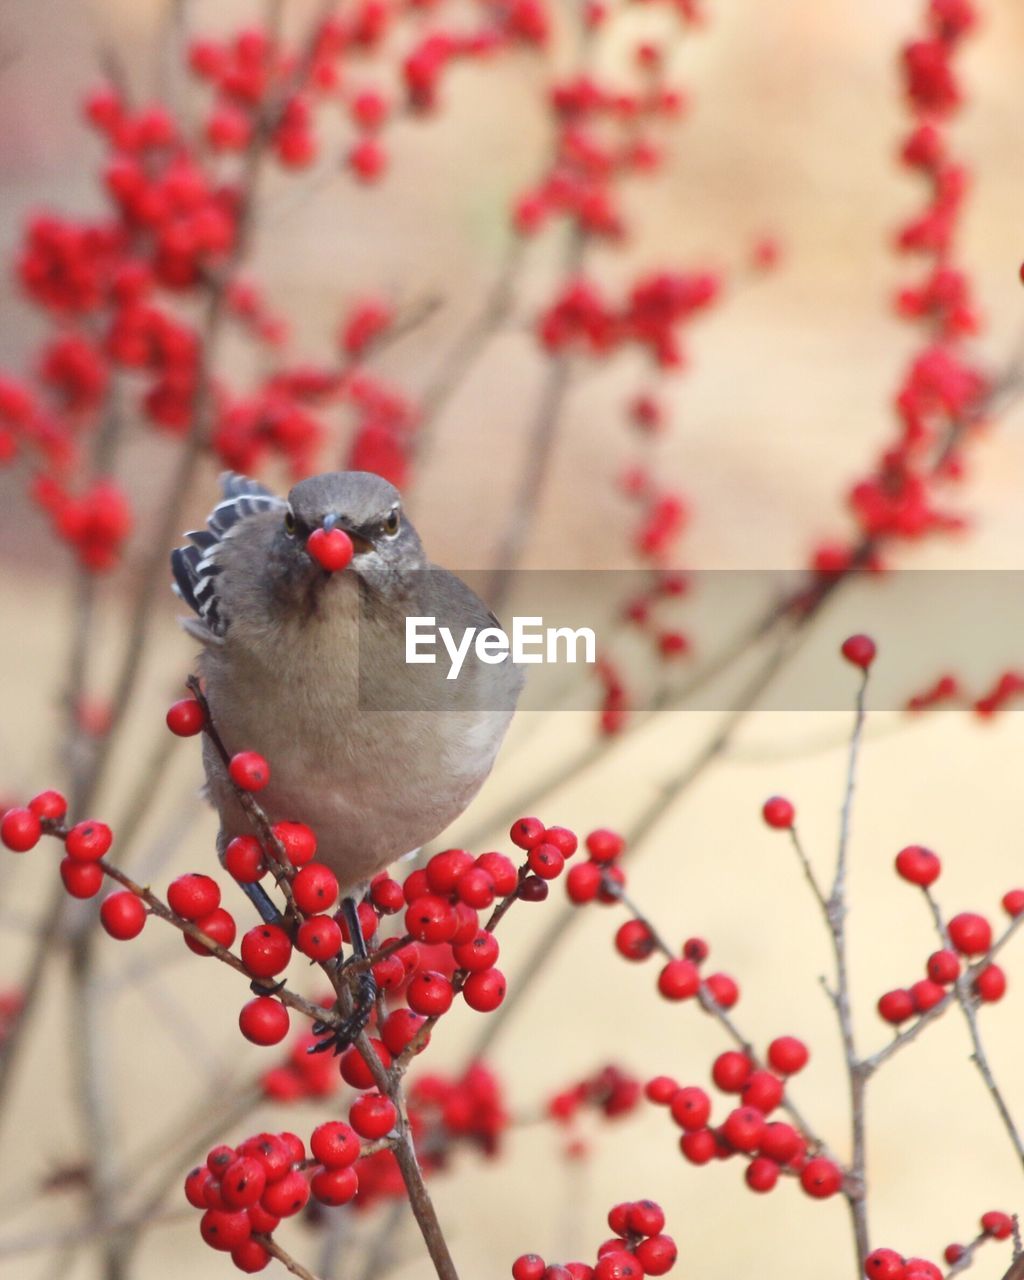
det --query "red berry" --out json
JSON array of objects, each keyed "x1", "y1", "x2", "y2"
[
  {"x1": 943, "y1": 1245, "x2": 966, "y2": 1265},
  {"x1": 185, "y1": 907, "x2": 237, "y2": 955},
  {"x1": 200, "y1": 1208, "x2": 251, "y2": 1251},
  {"x1": 704, "y1": 972, "x2": 739, "y2": 1009},
  {"x1": 657, "y1": 958, "x2": 699, "y2": 1000},
  {"x1": 349, "y1": 137, "x2": 387, "y2": 181},
  {"x1": 230, "y1": 1239, "x2": 271, "y2": 1273},
  {"x1": 405, "y1": 894, "x2": 458, "y2": 944},
  {"x1": 594, "y1": 1252, "x2": 643, "y2": 1280},
  {"x1": 339, "y1": 1038, "x2": 391, "y2": 1089},
  {"x1": 974, "y1": 963, "x2": 1007, "y2": 1002},
  {"x1": 762, "y1": 797, "x2": 794, "y2": 829},
  {"x1": 865, "y1": 1248, "x2": 907, "y2": 1280},
  {"x1": 407, "y1": 970, "x2": 454, "y2": 1017},
  {"x1": 382, "y1": 1008, "x2": 428, "y2": 1056},
  {"x1": 476, "y1": 851, "x2": 518, "y2": 895},
  {"x1": 292, "y1": 863, "x2": 338, "y2": 914},
  {"x1": 670, "y1": 1086, "x2": 711, "y2": 1131},
  {"x1": 221, "y1": 1157, "x2": 266, "y2": 1209},
  {"x1": 166, "y1": 698, "x2": 205, "y2": 736},
  {"x1": 948, "y1": 912, "x2": 992, "y2": 955},
  {"x1": 229, "y1": 752, "x2": 270, "y2": 791},
  {"x1": 767, "y1": 1035, "x2": 809, "y2": 1075},
  {"x1": 645, "y1": 1076, "x2": 680, "y2": 1105},
  {"x1": 310, "y1": 1120, "x2": 360, "y2": 1167},
  {"x1": 28, "y1": 789, "x2": 67, "y2": 821},
  {"x1": 841, "y1": 634, "x2": 876, "y2": 669},
  {"x1": 452, "y1": 928, "x2": 500, "y2": 972},
  {"x1": 370, "y1": 874, "x2": 405, "y2": 913},
  {"x1": 528, "y1": 843, "x2": 565, "y2": 880},
  {"x1": 680, "y1": 1128, "x2": 717, "y2": 1164},
  {"x1": 463, "y1": 967, "x2": 507, "y2": 1012},
  {"x1": 877, "y1": 988, "x2": 915, "y2": 1024},
  {"x1": 910, "y1": 979, "x2": 946, "y2": 1013},
  {"x1": 350, "y1": 1092, "x2": 397, "y2": 1139},
  {"x1": 1001, "y1": 888, "x2": 1024, "y2": 918},
  {"x1": 615, "y1": 919, "x2": 657, "y2": 961},
  {"x1": 926, "y1": 949, "x2": 960, "y2": 984},
  {"x1": 65, "y1": 819, "x2": 113, "y2": 861},
  {"x1": 238, "y1": 1134, "x2": 290, "y2": 1182},
  {"x1": 742, "y1": 1070, "x2": 784, "y2": 1114},
  {"x1": 759, "y1": 1121, "x2": 804, "y2": 1165},
  {"x1": 168, "y1": 872, "x2": 221, "y2": 920},
  {"x1": 60, "y1": 857, "x2": 103, "y2": 898},
  {"x1": 311, "y1": 1165, "x2": 359, "y2": 1206},
  {"x1": 272, "y1": 821, "x2": 317, "y2": 866},
  {"x1": 239, "y1": 997, "x2": 290, "y2": 1045},
  {"x1": 627, "y1": 1199, "x2": 664, "y2": 1236},
  {"x1": 1, "y1": 807, "x2": 42, "y2": 852},
  {"x1": 184, "y1": 1164, "x2": 213, "y2": 1208},
  {"x1": 981, "y1": 1211, "x2": 1013, "y2": 1240},
  {"x1": 635, "y1": 1234, "x2": 676, "y2": 1275},
  {"x1": 903, "y1": 1262, "x2": 940, "y2": 1280},
  {"x1": 800, "y1": 1156, "x2": 843, "y2": 1198},
  {"x1": 426, "y1": 849, "x2": 475, "y2": 892},
  {"x1": 723, "y1": 1105, "x2": 766, "y2": 1152},
  {"x1": 297, "y1": 915, "x2": 343, "y2": 961},
  {"x1": 513, "y1": 1257, "x2": 547, "y2": 1280},
  {"x1": 712, "y1": 1051, "x2": 753, "y2": 1092},
  {"x1": 306, "y1": 527, "x2": 354, "y2": 572},
  {"x1": 745, "y1": 1156, "x2": 780, "y2": 1192},
  {"x1": 586, "y1": 829, "x2": 624, "y2": 863},
  {"x1": 100, "y1": 891, "x2": 147, "y2": 940},
  {"x1": 566, "y1": 862, "x2": 602, "y2": 904},
  {"x1": 683, "y1": 936, "x2": 709, "y2": 963},
  {"x1": 455, "y1": 866, "x2": 496, "y2": 909},
  {"x1": 544, "y1": 826, "x2": 578, "y2": 856},
  {"x1": 510, "y1": 817, "x2": 546, "y2": 849},
  {"x1": 224, "y1": 835, "x2": 265, "y2": 882},
  {"x1": 241, "y1": 924, "x2": 292, "y2": 978},
  {"x1": 260, "y1": 1169, "x2": 309, "y2": 1217},
  {"x1": 894, "y1": 845, "x2": 941, "y2": 887}
]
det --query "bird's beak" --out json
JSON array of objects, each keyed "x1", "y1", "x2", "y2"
[{"x1": 323, "y1": 513, "x2": 373, "y2": 555}]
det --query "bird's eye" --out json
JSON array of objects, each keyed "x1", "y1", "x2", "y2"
[
  {"x1": 383, "y1": 509, "x2": 401, "y2": 537},
  {"x1": 284, "y1": 511, "x2": 296, "y2": 537}
]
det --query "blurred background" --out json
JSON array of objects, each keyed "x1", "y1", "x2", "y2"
[{"x1": 1, "y1": 1, "x2": 1023, "y2": 1277}]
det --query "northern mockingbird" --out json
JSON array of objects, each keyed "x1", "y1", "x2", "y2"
[{"x1": 172, "y1": 471, "x2": 523, "y2": 1040}]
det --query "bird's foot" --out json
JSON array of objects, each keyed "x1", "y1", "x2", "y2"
[
  {"x1": 249, "y1": 977, "x2": 287, "y2": 997},
  {"x1": 308, "y1": 967, "x2": 378, "y2": 1056}
]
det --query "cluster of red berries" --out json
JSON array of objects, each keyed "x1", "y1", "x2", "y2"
[
  {"x1": 876, "y1": 848, "x2": 1018, "y2": 1024},
  {"x1": 513, "y1": 1198, "x2": 677, "y2": 1279},
  {"x1": 903, "y1": 668, "x2": 1024, "y2": 718},
  {"x1": 538, "y1": 271, "x2": 719, "y2": 369},
  {"x1": 188, "y1": 1118, "x2": 386, "y2": 1272},
  {"x1": 645, "y1": 1041, "x2": 836, "y2": 1198},
  {"x1": 548, "y1": 1064, "x2": 643, "y2": 1140},
  {"x1": 803, "y1": 0, "x2": 985, "y2": 586},
  {"x1": 866, "y1": 1208, "x2": 1014, "y2": 1280}
]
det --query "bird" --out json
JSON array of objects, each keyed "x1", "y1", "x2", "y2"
[{"x1": 172, "y1": 470, "x2": 523, "y2": 1041}]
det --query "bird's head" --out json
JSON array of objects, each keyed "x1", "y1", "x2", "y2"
[{"x1": 279, "y1": 471, "x2": 425, "y2": 594}]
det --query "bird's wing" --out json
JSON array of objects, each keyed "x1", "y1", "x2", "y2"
[{"x1": 171, "y1": 471, "x2": 286, "y2": 639}]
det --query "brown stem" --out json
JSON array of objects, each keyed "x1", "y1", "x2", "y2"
[
  {"x1": 828, "y1": 671, "x2": 871, "y2": 1273},
  {"x1": 255, "y1": 1234, "x2": 324, "y2": 1280},
  {"x1": 483, "y1": 230, "x2": 584, "y2": 613}
]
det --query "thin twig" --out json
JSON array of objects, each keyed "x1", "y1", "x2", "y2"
[
  {"x1": 924, "y1": 889, "x2": 1024, "y2": 1166},
  {"x1": 829, "y1": 670, "x2": 871, "y2": 1273}
]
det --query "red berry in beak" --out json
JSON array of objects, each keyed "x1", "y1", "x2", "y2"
[{"x1": 307, "y1": 527, "x2": 354, "y2": 572}]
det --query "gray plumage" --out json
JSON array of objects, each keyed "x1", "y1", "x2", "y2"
[{"x1": 173, "y1": 471, "x2": 523, "y2": 895}]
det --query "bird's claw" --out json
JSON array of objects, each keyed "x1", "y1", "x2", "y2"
[
  {"x1": 307, "y1": 969, "x2": 378, "y2": 1056},
  {"x1": 249, "y1": 977, "x2": 287, "y2": 997}
]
